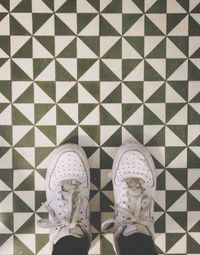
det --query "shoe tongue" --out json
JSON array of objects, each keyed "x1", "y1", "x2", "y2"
[
  {"x1": 70, "y1": 225, "x2": 84, "y2": 238},
  {"x1": 61, "y1": 179, "x2": 81, "y2": 189},
  {"x1": 124, "y1": 177, "x2": 141, "y2": 188},
  {"x1": 123, "y1": 223, "x2": 149, "y2": 236},
  {"x1": 58, "y1": 179, "x2": 81, "y2": 197},
  {"x1": 55, "y1": 179, "x2": 81, "y2": 219},
  {"x1": 54, "y1": 225, "x2": 85, "y2": 245},
  {"x1": 123, "y1": 223, "x2": 137, "y2": 236},
  {"x1": 119, "y1": 177, "x2": 143, "y2": 211}
]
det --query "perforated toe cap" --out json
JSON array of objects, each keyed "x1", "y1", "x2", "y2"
[
  {"x1": 49, "y1": 151, "x2": 87, "y2": 190},
  {"x1": 115, "y1": 151, "x2": 153, "y2": 187}
]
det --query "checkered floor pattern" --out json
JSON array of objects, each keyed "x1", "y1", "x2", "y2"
[{"x1": 0, "y1": 0, "x2": 200, "y2": 254}]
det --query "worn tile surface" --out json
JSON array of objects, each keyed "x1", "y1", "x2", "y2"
[{"x1": 0, "y1": 0, "x2": 200, "y2": 254}]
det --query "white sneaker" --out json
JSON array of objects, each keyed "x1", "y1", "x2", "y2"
[
  {"x1": 38, "y1": 144, "x2": 91, "y2": 252},
  {"x1": 102, "y1": 143, "x2": 156, "y2": 254}
]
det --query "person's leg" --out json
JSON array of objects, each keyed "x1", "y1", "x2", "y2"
[
  {"x1": 118, "y1": 233, "x2": 157, "y2": 255},
  {"x1": 52, "y1": 236, "x2": 90, "y2": 255},
  {"x1": 37, "y1": 144, "x2": 91, "y2": 255},
  {"x1": 102, "y1": 143, "x2": 157, "y2": 255}
]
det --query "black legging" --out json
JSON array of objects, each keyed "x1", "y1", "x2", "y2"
[
  {"x1": 52, "y1": 233, "x2": 157, "y2": 255},
  {"x1": 52, "y1": 236, "x2": 90, "y2": 255},
  {"x1": 118, "y1": 233, "x2": 157, "y2": 255}
]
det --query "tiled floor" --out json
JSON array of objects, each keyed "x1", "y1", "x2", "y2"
[{"x1": 0, "y1": 0, "x2": 200, "y2": 254}]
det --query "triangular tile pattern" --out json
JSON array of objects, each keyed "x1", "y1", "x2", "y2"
[{"x1": 0, "y1": 0, "x2": 199, "y2": 254}]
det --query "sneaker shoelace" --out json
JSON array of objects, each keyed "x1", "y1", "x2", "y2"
[
  {"x1": 102, "y1": 178, "x2": 154, "y2": 234},
  {"x1": 38, "y1": 179, "x2": 88, "y2": 237}
]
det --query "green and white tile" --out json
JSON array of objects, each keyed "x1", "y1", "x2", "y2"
[{"x1": 0, "y1": 0, "x2": 200, "y2": 254}]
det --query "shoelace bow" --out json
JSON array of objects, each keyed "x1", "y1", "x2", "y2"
[
  {"x1": 102, "y1": 178, "x2": 154, "y2": 233},
  {"x1": 38, "y1": 180, "x2": 88, "y2": 233}
]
